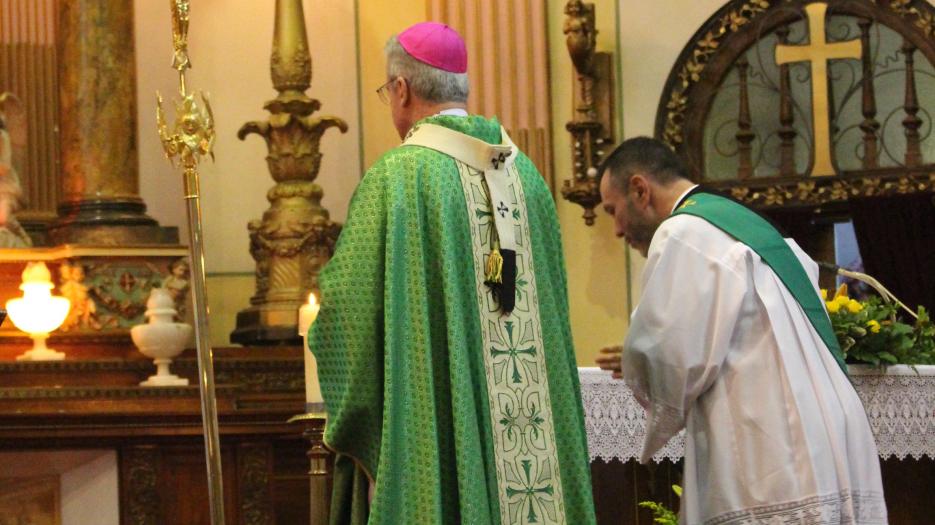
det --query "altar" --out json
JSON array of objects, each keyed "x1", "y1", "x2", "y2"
[
  {"x1": 579, "y1": 366, "x2": 935, "y2": 523},
  {"x1": 0, "y1": 343, "x2": 311, "y2": 525}
]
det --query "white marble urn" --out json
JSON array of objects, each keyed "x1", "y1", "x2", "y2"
[{"x1": 131, "y1": 287, "x2": 193, "y2": 387}]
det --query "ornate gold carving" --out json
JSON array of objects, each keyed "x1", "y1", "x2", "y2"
[
  {"x1": 793, "y1": 181, "x2": 817, "y2": 201},
  {"x1": 170, "y1": 0, "x2": 191, "y2": 72},
  {"x1": 730, "y1": 186, "x2": 751, "y2": 201},
  {"x1": 658, "y1": 0, "x2": 935, "y2": 222},
  {"x1": 721, "y1": 171, "x2": 935, "y2": 208},
  {"x1": 762, "y1": 186, "x2": 791, "y2": 206},
  {"x1": 233, "y1": 0, "x2": 347, "y2": 343},
  {"x1": 156, "y1": 91, "x2": 215, "y2": 169},
  {"x1": 270, "y1": 46, "x2": 312, "y2": 93},
  {"x1": 269, "y1": 0, "x2": 313, "y2": 93},
  {"x1": 157, "y1": 0, "x2": 214, "y2": 173},
  {"x1": 890, "y1": 0, "x2": 935, "y2": 37},
  {"x1": 561, "y1": 1, "x2": 615, "y2": 225},
  {"x1": 662, "y1": 0, "x2": 770, "y2": 148},
  {"x1": 659, "y1": 0, "x2": 935, "y2": 156}
]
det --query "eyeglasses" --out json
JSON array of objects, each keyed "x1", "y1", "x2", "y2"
[{"x1": 376, "y1": 77, "x2": 404, "y2": 105}]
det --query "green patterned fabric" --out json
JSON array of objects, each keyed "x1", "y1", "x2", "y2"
[{"x1": 309, "y1": 115, "x2": 596, "y2": 525}]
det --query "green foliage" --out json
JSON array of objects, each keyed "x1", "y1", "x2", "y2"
[
  {"x1": 638, "y1": 485, "x2": 681, "y2": 525},
  {"x1": 825, "y1": 289, "x2": 935, "y2": 367}
]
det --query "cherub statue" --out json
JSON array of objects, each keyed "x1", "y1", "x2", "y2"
[
  {"x1": 0, "y1": 93, "x2": 32, "y2": 248},
  {"x1": 59, "y1": 261, "x2": 97, "y2": 331},
  {"x1": 163, "y1": 257, "x2": 191, "y2": 319},
  {"x1": 564, "y1": 0, "x2": 597, "y2": 77}
]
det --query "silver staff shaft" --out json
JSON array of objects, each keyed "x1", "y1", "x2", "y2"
[{"x1": 183, "y1": 166, "x2": 226, "y2": 525}]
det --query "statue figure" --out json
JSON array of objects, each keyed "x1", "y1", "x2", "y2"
[
  {"x1": 564, "y1": 0, "x2": 597, "y2": 77},
  {"x1": 0, "y1": 93, "x2": 32, "y2": 248},
  {"x1": 170, "y1": 0, "x2": 191, "y2": 72},
  {"x1": 163, "y1": 257, "x2": 191, "y2": 319},
  {"x1": 59, "y1": 261, "x2": 98, "y2": 331}
]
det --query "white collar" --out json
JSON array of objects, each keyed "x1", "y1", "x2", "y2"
[
  {"x1": 435, "y1": 108, "x2": 469, "y2": 117},
  {"x1": 670, "y1": 184, "x2": 700, "y2": 215}
]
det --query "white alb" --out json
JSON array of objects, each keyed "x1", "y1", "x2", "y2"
[{"x1": 622, "y1": 214, "x2": 887, "y2": 525}]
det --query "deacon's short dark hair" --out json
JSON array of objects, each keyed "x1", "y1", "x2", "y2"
[{"x1": 599, "y1": 136, "x2": 689, "y2": 190}]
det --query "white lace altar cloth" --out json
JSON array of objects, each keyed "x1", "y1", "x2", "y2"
[{"x1": 580, "y1": 365, "x2": 935, "y2": 462}]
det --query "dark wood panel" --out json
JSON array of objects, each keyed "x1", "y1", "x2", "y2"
[
  {"x1": 591, "y1": 459, "x2": 682, "y2": 525},
  {"x1": 880, "y1": 456, "x2": 935, "y2": 525},
  {"x1": 271, "y1": 440, "x2": 310, "y2": 525}
]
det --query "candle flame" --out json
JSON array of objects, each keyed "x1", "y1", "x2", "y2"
[{"x1": 308, "y1": 292, "x2": 317, "y2": 307}]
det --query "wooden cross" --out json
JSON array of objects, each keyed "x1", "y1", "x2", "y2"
[{"x1": 775, "y1": 2, "x2": 861, "y2": 176}]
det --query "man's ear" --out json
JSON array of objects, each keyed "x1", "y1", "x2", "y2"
[
  {"x1": 396, "y1": 77, "x2": 411, "y2": 107},
  {"x1": 628, "y1": 174, "x2": 651, "y2": 207}
]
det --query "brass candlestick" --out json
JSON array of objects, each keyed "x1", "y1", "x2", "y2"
[
  {"x1": 231, "y1": 0, "x2": 347, "y2": 345},
  {"x1": 289, "y1": 412, "x2": 331, "y2": 524},
  {"x1": 155, "y1": 1, "x2": 225, "y2": 523}
]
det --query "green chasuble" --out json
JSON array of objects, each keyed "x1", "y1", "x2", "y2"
[
  {"x1": 309, "y1": 115, "x2": 596, "y2": 525},
  {"x1": 671, "y1": 191, "x2": 848, "y2": 374}
]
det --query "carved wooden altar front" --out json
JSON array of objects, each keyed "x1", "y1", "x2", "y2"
[{"x1": 0, "y1": 343, "x2": 316, "y2": 525}]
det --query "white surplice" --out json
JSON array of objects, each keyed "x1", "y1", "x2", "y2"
[{"x1": 622, "y1": 213, "x2": 887, "y2": 525}]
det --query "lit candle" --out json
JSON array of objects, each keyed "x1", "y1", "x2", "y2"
[{"x1": 298, "y1": 292, "x2": 322, "y2": 406}]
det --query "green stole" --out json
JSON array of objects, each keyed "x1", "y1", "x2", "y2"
[{"x1": 670, "y1": 192, "x2": 848, "y2": 375}]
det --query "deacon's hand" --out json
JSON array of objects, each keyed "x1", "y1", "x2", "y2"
[{"x1": 595, "y1": 345, "x2": 624, "y2": 380}]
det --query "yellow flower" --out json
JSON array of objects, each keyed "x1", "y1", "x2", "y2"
[
  {"x1": 846, "y1": 299, "x2": 863, "y2": 313},
  {"x1": 820, "y1": 289, "x2": 828, "y2": 300},
  {"x1": 834, "y1": 295, "x2": 850, "y2": 307},
  {"x1": 834, "y1": 283, "x2": 849, "y2": 300},
  {"x1": 826, "y1": 300, "x2": 841, "y2": 314},
  {"x1": 867, "y1": 320, "x2": 881, "y2": 333}
]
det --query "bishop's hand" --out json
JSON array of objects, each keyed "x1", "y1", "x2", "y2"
[{"x1": 595, "y1": 345, "x2": 623, "y2": 379}]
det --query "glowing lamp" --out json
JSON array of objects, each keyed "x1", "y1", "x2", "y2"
[{"x1": 7, "y1": 262, "x2": 71, "y2": 361}]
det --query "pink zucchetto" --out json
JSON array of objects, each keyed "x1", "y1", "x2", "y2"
[{"x1": 398, "y1": 22, "x2": 468, "y2": 74}]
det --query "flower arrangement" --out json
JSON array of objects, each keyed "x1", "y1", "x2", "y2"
[{"x1": 823, "y1": 284, "x2": 935, "y2": 367}]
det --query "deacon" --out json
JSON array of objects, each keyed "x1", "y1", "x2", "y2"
[
  {"x1": 596, "y1": 137, "x2": 887, "y2": 524},
  {"x1": 309, "y1": 22, "x2": 596, "y2": 524}
]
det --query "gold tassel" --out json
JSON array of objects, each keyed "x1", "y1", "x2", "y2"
[
  {"x1": 483, "y1": 179, "x2": 503, "y2": 284},
  {"x1": 485, "y1": 247, "x2": 503, "y2": 284}
]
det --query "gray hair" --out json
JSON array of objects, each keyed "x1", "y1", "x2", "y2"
[{"x1": 384, "y1": 36, "x2": 469, "y2": 104}]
